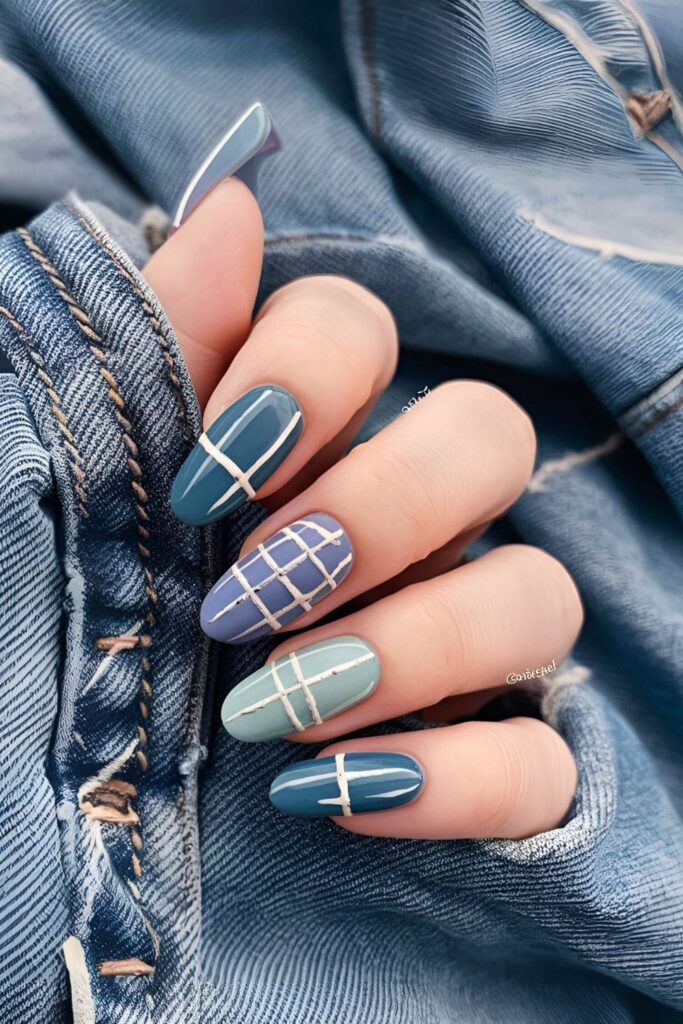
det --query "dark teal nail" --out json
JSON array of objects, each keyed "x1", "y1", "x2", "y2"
[
  {"x1": 171, "y1": 385, "x2": 303, "y2": 526},
  {"x1": 269, "y1": 752, "x2": 423, "y2": 817}
]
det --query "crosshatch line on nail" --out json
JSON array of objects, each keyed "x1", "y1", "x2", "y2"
[
  {"x1": 225, "y1": 649, "x2": 376, "y2": 725},
  {"x1": 196, "y1": 389, "x2": 302, "y2": 514},
  {"x1": 208, "y1": 524, "x2": 348, "y2": 626}
]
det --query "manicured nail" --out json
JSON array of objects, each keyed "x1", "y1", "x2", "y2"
[
  {"x1": 172, "y1": 101, "x2": 280, "y2": 228},
  {"x1": 269, "y1": 752, "x2": 423, "y2": 817},
  {"x1": 201, "y1": 513, "x2": 353, "y2": 643},
  {"x1": 222, "y1": 636, "x2": 380, "y2": 741},
  {"x1": 171, "y1": 385, "x2": 303, "y2": 526}
]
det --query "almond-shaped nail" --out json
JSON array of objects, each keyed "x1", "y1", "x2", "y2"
[
  {"x1": 222, "y1": 636, "x2": 379, "y2": 740},
  {"x1": 171, "y1": 385, "x2": 303, "y2": 526},
  {"x1": 201, "y1": 513, "x2": 353, "y2": 643},
  {"x1": 269, "y1": 752, "x2": 424, "y2": 817}
]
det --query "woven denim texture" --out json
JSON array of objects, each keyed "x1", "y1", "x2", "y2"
[{"x1": 0, "y1": 1, "x2": 682, "y2": 1022}]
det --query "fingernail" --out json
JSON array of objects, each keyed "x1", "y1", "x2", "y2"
[
  {"x1": 222, "y1": 636, "x2": 380, "y2": 741},
  {"x1": 201, "y1": 513, "x2": 353, "y2": 643},
  {"x1": 171, "y1": 385, "x2": 303, "y2": 526},
  {"x1": 269, "y1": 752, "x2": 424, "y2": 817},
  {"x1": 172, "y1": 100, "x2": 280, "y2": 228}
]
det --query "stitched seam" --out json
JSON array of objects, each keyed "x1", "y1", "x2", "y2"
[
  {"x1": 0, "y1": 305, "x2": 88, "y2": 517},
  {"x1": 632, "y1": 388, "x2": 683, "y2": 437},
  {"x1": 620, "y1": 368, "x2": 683, "y2": 436},
  {"x1": 520, "y1": 0, "x2": 683, "y2": 173},
  {"x1": 18, "y1": 228, "x2": 156, "y2": 907},
  {"x1": 360, "y1": 0, "x2": 383, "y2": 138},
  {"x1": 67, "y1": 207, "x2": 189, "y2": 429}
]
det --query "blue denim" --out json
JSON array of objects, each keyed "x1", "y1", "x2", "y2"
[{"x1": 0, "y1": 2, "x2": 682, "y2": 1023}]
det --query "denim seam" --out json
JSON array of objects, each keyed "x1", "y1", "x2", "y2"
[
  {"x1": 0, "y1": 304, "x2": 88, "y2": 517},
  {"x1": 67, "y1": 206, "x2": 190, "y2": 434},
  {"x1": 620, "y1": 367, "x2": 683, "y2": 437},
  {"x1": 359, "y1": 0, "x2": 383, "y2": 138},
  {"x1": 520, "y1": 0, "x2": 683, "y2": 173},
  {"x1": 18, "y1": 225, "x2": 158, "y2": 980}
]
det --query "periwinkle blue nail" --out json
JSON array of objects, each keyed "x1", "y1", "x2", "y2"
[
  {"x1": 269, "y1": 752, "x2": 424, "y2": 817},
  {"x1": 201, "y1": 513, "x2": 353, "y2": 643},
  {"x1": 222, "y1": 637, "x2": 380, "y2": 741},
  {"x1": 171, "y1": 385, "x2": 303, "y2": 526}
]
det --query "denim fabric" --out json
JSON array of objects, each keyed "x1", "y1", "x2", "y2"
[{"x1": 0, "y1": 2, "x2": 682, "y2": 1023}]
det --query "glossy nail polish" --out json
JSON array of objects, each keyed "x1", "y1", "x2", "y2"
[
  {"x1": 171, "y1": 385, "x2": 303, "y2": 526},
  {"x1": 269, "y1": 752, "x2": 424, "y2": 817},
  {"x1": 172, "y1": 100, "x2": 280, "y2": 228},
  {"x1": 222, "y1": 636, "x2": 380, "y2": 741},
  {"x1": 201, "y1": 513, "x2": 353, "y2": 643}
]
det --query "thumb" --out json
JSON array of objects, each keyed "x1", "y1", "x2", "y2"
[{"x1": 143, "y1": 177, "x2": 263, "y2": 409}]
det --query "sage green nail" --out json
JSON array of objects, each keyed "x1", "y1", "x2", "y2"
[{"x1": 221, "y1": 636, "x2": 380, "y2": 741}]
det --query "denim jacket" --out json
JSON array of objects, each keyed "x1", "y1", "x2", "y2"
[{"x1": 1, "y1": 2, "x2": 682, "y2": 1022}]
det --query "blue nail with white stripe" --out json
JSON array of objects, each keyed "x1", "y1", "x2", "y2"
[
  {"x1": 269, "y1": 752, "x2": 424, "y2": 818},
  {"x1": 171, "y1": 385, "x2": 303, "y2": 526}
]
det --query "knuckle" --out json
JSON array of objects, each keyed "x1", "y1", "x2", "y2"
[
  {"x1": 343, "y1": 439, "x2": 439, "y2": 567},
  {"x1": 420, "y1": 589, "x2": 470, "y2": 698},
  {"x1": 470, "y1": 719, "x2": 576, "y2": 837},
  {"x1": 375, "y1": 443, "x2": 442, "y2": 562},
  {"x1": 498, "y1": 544, "x2": 584, "y2": 637},
  {"x1": 472, "y1": 722, "x2": 530, "y2": 835},
  {"x1": 266, "y1": 275, "x2": 396, "y2": 347},
  {"x1": 311, "y1": 275, "x2": 396, "y2": 337},
  {"x1": 479, "y1": 384, "x2": 537, "y2": 471},
  {"x1": 434, "y1": 381, "x2": 537, "y2": 476}
]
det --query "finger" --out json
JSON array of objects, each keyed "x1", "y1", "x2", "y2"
[
  {"x1": 201, "y1": 382, "x2": 536, "y2": 642},
  {"x1": 171, "y1": 276, "x2": 397, "y2": 525},
  {"x1": 143, "y1": 177, "x2": 264, "y2": 408},
  {"x1": 348, "y1": 522, "x2": 486, "y2": 611},
  {"x1": 251, "y1": 390, "x2": 379, "y2": 512},
  {"x1": 269, "y1": 718, "x2": 577, "y2": 839},
  {"x1": 221, "y1": 545, "x2": 582, "y2": 741}
]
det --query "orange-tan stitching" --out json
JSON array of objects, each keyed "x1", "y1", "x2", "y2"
[
  {"x1": 67, "y1": 209, "x2": 188, "y2": 425},
  {"x1": 95, "y1": 634, "x2": 145, "y2": 653},
  {"x1": 626, "y1": 89, "x2": 672, "y2": 132},
  {"x1": 19, "y1": 228, "x2": 156, "y2": 892},
  {"x1": 97, "y1": 958, "x2": 154, "y2": 978},
  {"x1": 0, "y1": 305, "x2": 88, "y2": 516},
  {"x1": 80, "y1": 781, "x2": 140, "y2": 825}
]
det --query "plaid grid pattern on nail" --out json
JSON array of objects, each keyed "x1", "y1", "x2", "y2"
[
  {"x1": 201, "y1": 513, "x2": 353, "y2": 643},
  {"x1": 223, "y1": 639, "x2": 377, "y2": 735}
]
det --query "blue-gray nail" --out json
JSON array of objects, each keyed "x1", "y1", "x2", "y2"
[
  {"x1": 172, "y1": 101, "x2": 279, "y2": 228},
  {"x1": 222, "y1": 637, "x2": 380, "y2": 741},
  {"x1": 269, "y1": 752, "x2": 424, "y2": 817},
  {"x1": 171, "y1": 385, "x2": 303, "y2": 526}
]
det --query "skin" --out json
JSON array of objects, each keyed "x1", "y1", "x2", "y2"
[{"x1": 144, "y1": 178, "x2": 582, "y2": 841}]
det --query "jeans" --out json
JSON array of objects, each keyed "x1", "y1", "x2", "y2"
[{"x1": 0, "y1": 2, "x2": 682, "y2": 1021}]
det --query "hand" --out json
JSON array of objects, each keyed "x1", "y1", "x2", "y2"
[{"x1": 143, "y1": 177, "x2": 582, "y2": 840}]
